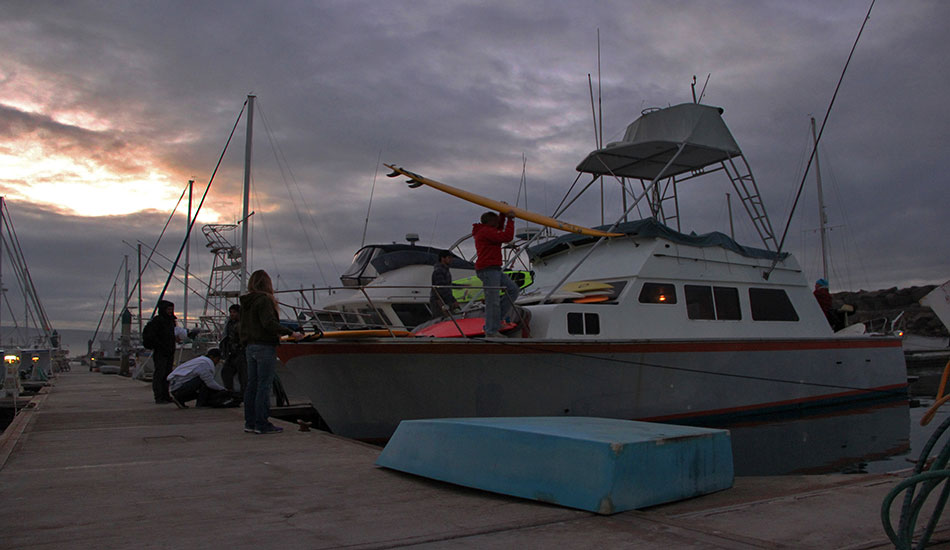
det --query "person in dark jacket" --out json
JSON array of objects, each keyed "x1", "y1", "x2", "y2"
[
  {"x1": 429, "y1": 250, "x2": 459, "y2": 318},
  {"x1": 219, "y1": 304, "x2": 246, "y2": 395},
  {"x1": 472, "y1": 211, "x2": 520, "y2": 336},
  {"x1": 150, "y1": 300, "x2": 178, "y2": 403},
  {"x1": 813, "y1": 278, "x2": 839, "y2": 329},
  {"x1": 240, "y1": 270, "x2": 302, "y2": 434}
]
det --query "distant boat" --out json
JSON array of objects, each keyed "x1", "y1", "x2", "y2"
[{"x1": 276, "y1": 103, "x2": 907, "y2": 442}]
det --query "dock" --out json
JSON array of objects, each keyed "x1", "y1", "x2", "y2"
[{"x1": 1, "y1": 370, "x2": 947, "y2": 549}]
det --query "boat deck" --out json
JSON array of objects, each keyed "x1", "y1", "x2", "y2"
[{"x1": 1, "y1": 370, "x2": 947, "y2": 549}]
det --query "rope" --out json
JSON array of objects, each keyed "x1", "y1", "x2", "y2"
[
  {"x1": 881, "y1": 355, "x2": 950, "y2": 548},
  {"x1": 881, "y1": 415, "x2": 950, "y2": 549}
]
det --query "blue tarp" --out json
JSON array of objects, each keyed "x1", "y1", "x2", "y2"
[{"x1": 527, "y1": 218, "x2": 787, "y2": 262}]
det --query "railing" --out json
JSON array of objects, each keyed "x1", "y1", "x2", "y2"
[{"x1": 275, "y1": 282, "x2": 521, "y2": 337}]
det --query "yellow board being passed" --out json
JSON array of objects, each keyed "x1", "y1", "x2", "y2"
[
  {"x1": 281, "y1": 330, "x2": 412, "y2": 342},
  {"x1": 385, "y1": 165, "x2": 623, "y2": 238}
]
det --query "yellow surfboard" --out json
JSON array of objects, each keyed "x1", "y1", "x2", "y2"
[
  {"x1": 385, "y1": 165, "x2": 623, "y2": 238},
  {"x1": 560, "y1": 281, "x2": 614, "y2": 294}
]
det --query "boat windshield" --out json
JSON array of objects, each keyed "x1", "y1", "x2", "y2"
[{"x1": 340, "y1": 247, "x2": 381, "y2": 287}]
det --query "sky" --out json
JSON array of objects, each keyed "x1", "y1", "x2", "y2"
[{"x1": 0, "y1": 0, "x2": 947, "y2": 338}]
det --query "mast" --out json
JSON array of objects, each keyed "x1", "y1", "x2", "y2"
[
  {"x1": 137, "y1": 243, "x2": 143, "y2": 334},
  {"x1": 184, "y1": 179, "x2": 193, "y2": 329},
  {"x1": 240, "y1": 94, "x2": 255, "y2": 294},
  {"x1": 0, "y1": 196, "x2": 3, "y2": 346},
  {"x1": 811, "y1": 117, "x2": 830, "y2": 282}
]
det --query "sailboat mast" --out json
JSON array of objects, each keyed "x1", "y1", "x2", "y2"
[
  {"x1": 137, "y1": 243, "x2": 143, "y2": 335},
  {"x1": 810, "y1": 117, "x2": 830, "y2": 282},
  {"x1": 240, "y1": 94, "x2": 255, "y2": 294},
  {"x1": 0, "y1": 196, "x2": 4, "y2": 345},
  {"x1": 184, "y1": 179, "x2": 193, "y2": 328}
]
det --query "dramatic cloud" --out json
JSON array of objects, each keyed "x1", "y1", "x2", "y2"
[{"x1": 0, "y1": 0, "x2": 947, "y2": 342}]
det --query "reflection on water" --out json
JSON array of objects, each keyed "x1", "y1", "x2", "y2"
[
  {"x1": 710, "y1": 375, "x2": 950, "y2": 476},
  {"x1": 718, "y1": 401, "x2": 911, "y2": 476}
]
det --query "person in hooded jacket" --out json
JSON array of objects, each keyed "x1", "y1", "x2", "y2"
[
  {"x1": 472, "y1": 210, "x2": 520, "y2": 337},
  {"x1": 149, "y1": 300, "x2": 178, "y2": 403},
  {"x1": 240, "y1": 270, "x2": 303, "y2": 434}
]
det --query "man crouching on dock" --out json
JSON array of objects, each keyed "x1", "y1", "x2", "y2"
[{"x1": 166, "y1": 349, "x2": 239, "y2": 409}]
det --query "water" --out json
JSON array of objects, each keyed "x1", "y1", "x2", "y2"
[{"x1": 716, "y1": 372, "x2": 950, "y2": 476}]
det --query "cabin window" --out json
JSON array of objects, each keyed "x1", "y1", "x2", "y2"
[
  {"x1": 686, "y1": 285, "x2": 742, "y2": 321},
  {"x1": 685, "y1": 285, "x2": 715, "y2": 319},
  {"x1": 639, "y1": 282, "x2": 677, "y2": 304},
  {"x1": 714, "y1": 287, "x2": 741, "y2": 320},
  {"x1": 567, "y1": 312, "x2": 600, "y2": 335},
  {"x1": 749, "y1": 288, "x2": 799, "y2": 321},
  {"x1": 392, "y1": 303, "x2": 432, "y2": 328}
]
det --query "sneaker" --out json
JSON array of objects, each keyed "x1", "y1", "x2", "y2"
[
  {"x1": 169, "y1": 392, "x2": 189, "y2": 409},
  {"x1": 243, "y1": 426, "x2": 255, "y2": 433},
  {"x1": 254, "y1": 424, "x2": 283, "y2": 435}
]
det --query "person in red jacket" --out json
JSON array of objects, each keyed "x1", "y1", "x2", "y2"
[{"x1": 473, "y1": 210, "x2": 520, "y2": 336}]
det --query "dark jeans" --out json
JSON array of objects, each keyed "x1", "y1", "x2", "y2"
[
  {"x1": 221, "y1": 351, "x2": 247, "y2": 392},
  {"x1": 244, "y1": 344, "x2": 277, "y2": 430},
  {"x1": 171, "y1": 376, "x2": 233, "y2": 407},
  {"x1": 152, "y1": 352, "x2": 174, "y2": 401}
]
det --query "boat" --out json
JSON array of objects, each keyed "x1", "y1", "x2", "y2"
[{"x1": 276, "y1": 102, "x2": 908, "y2": 442}]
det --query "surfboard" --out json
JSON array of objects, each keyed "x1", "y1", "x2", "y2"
[
  {"x1": 281, "y1": 330, "x2": 412, "y2": 341},
  {"x1": 572, "y1": 295, "x2": 610, "y2": 304},
  {"x1": 414, "y1": 317, "x2": 517, "y2": 338},
  {"x1": 516, "y1": 290, "x2": 585, "y2": 305},
  {"x1": 561, "y1": 281, "x2": 614, "y2": 294},
  {"x1": 451, "y1": 270, "x2": 534, "y2": 303},
  {"x1": 385, "y1": 165, "x2": 623, "y2": 238}
]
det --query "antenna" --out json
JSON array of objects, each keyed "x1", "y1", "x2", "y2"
[
  {"x1": 361, "y1": 150, "x2": 383, "y2": 247},
  {"x1": 698, "y1": 73, "x2": 710, "y2": 103}
]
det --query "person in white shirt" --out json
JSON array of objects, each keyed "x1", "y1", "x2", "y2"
[{"x1": 166, "y1": 349, "x2": 237, "y2": 409}]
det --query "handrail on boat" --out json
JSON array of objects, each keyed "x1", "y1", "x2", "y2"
[{"x1": 276, "y1": 282, "x2": 522, "y2": 338}]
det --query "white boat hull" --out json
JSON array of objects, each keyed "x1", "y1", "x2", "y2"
[{"x1": 277, "y1": 337, "x2": 907, "y2": 441}]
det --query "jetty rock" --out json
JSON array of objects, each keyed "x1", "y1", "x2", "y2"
[{"x1": 833, "y1": 285, "x2": 947, "y2": 337}]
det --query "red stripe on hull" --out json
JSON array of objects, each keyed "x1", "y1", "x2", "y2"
[
  {"x1": 642, "y1": 383, "x2": 909, "y2": 422},
  {"x1": 277, "y1": 337, "x2": 902, "y2": 362}
]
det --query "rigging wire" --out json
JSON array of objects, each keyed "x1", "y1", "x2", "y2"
[
  {"x1": 249, "y1": 173, "x2": 281, "y2": 277},
  {"x1": 120, "y1": 185, "x2": 188, "y2": 317},
  {"x1": 825, "y1": 147, "x2": 873, "y2": 291},
  {"x1": 362, "y1": 150, "x2": 383, "y2": 248},
  {"x1": 470, "y1": 337, "x2": 907, "y2": 396},
  {"x1": 770, "y1": 0, "x2": 876, "y2": 275},
  {"x1": 154, "y1": 99, "x2": 248, "y2": 316},
  {"x1": 256, "y1": 100, "x2": 335, "y2": 285}
]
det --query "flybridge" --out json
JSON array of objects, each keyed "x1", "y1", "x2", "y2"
[{"x1": 574, "y1": 103, "x2": 777, "y2": 253}]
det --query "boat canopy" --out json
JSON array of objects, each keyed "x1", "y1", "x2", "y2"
[
  {"x1": 527, "y1": 218, "x2": 788, "y2": 262},
  {"x1": 340, "y1": 243, "x2": 474, "y2": 287},
  {"x1": 575, "y1": 103, "x2": 742, "y2": 179}
]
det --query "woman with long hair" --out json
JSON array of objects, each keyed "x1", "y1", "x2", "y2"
[{"x1": 239, "y1": 269, "x2": 301, "y2": 434}]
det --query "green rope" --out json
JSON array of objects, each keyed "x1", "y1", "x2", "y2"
[{"x1": 881, "y1": 415, "x2": 950, "y2": 549}]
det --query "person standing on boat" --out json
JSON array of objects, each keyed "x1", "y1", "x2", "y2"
[
  {"x1": 219, "y1": 304, "x2": 246, "y2": 395},
  {"x1": 813, "y1": 278, "x2": 836, "y2": 328},
  {"x1": 429, "y1": 250, "x2": 460, "y2": 317},
  {"x1": 144, "y1": 300, "x2": 177, "y2": 404},
  {"x1": 473, "y1": 210, "x2": 520, "y2": 337},
  {"x1": 240, "y1": 270, "x2": 302, "y2": 435}
]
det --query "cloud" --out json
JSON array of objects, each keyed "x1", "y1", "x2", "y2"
[{"x1": 0, "y1": 0, "x2": 947, "y2": 332}]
